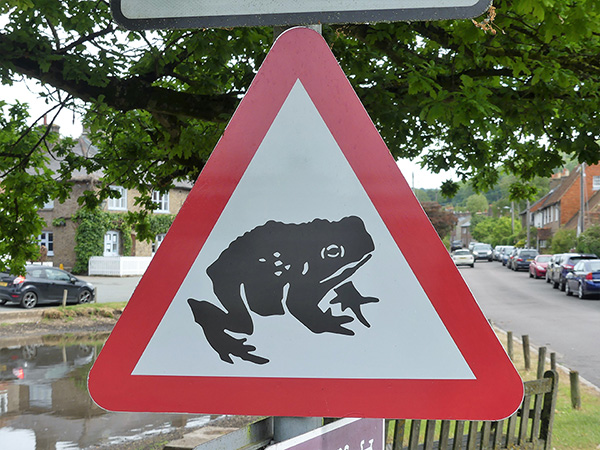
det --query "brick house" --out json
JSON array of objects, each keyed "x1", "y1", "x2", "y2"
[
  {"x1": 36, "y1": 131, "x2": 192, "y2": 272},
  {"x1": 527, "y1": 163, "x2": 600, "y2": 250}
]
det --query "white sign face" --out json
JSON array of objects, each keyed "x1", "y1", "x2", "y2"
[
  {"x1": 111, "y1": 0, "x2": 492, "y2": 29},
  {"x1": 132, "y1": 79, "x2": 474, "y2": 381}
]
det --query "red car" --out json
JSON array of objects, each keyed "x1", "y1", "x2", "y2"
[{"x1": 529, "y1": 254, "x2": 552, "y2": 279}]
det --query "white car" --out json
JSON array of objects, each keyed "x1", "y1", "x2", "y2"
[{"x1": 452, "y1": 249, "x2": 475, "y2": 268}]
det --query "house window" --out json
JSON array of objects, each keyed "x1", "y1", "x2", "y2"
[
  {"x1": 38, "y1": 232, "x2": 54, "y2": 256},
  {"x1": 153, "y1": 233, "x2": 166, "y2": 253},
  {"x1": 42, "y1": 199, "x2": 54, "y2": 210},
  {"x1": 593, "y1": 176, "x2": 600, "y2": 191},
  {"x1": 108, "y1": 186, "x2": 127, "y2": 211},
  {"x1": 152, "y1": 191, "x2": 169, "y2": 213},
  {"x1": 104, "y1": 231, "x2": 120, "y2": 256}
]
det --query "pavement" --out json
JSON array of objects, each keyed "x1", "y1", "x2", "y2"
[{"x1": 78, "y1": 275, "x2": 142, "y2": 303}]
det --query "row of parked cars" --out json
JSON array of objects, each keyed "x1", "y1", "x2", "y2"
[
  {"x1": 450, "y1": 242, "x2": 494, "y2": 268},
  {"x1": 452, "y1": 242, "x2": 600, "y2": 299},
  {"x1": 494, "y1": 245, "x2": 600, "y2": 299}
]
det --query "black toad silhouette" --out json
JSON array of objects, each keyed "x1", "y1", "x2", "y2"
[{"x1": 187, "y1": 216, "x2": 379, "y2": 365}]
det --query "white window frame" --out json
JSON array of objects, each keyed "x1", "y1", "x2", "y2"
[
  {"x1": 593, "y1": 176, "x2": 600, "y2": 191},
  {"x1": 153, "y1": 233, "x2": 167, "y2": 254},
  {"x1": 104, "y1": 231, "x2": 120, "y2": 256},
  {"x1": 108, "y1": 186, "x2": 127, "y2": 211},
  {"x1": 152, "y1": 191, "x2": 170, "y2": 213},
  {"x1": 42, "y1": 199, "x2": 54, "y2": 210},
  {"x1": 38, "y1": 232, "x2": 54, "y2": 256}
]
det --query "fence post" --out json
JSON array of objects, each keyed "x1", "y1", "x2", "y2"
[
  {"x1": 62, "y1": 289, "x2": 68, "y2": 307},
  {"x1": 537, "y1": 346, "x2": 547, "y2": 379},
  {"x1": 507, "y1": 331, "x2": 514, "y2": 360},
  {"x1": 550, "y1": 352, "x2": 556, "y2": 371},
  {"x1": 522, "y1": 335, "x2": 531, "y2": 371},
  {"x1": 570, "y1": 371, "x2": 581, "y2": 410}
]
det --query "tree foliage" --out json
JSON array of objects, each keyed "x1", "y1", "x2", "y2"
[
  {"x1": 0, "y1": 101, "x2": 76, "y2": 273},
  {"x1": 471, "y1": 216, "x2": 521, "y2": 247},
  {"x1": 550, "y1": 228, "x2": 577, "y2": 253},
  {"x1": 2, "y1": 0, "x2": 600, "y2": 266},
  {"x1": 465, "y1": 194, "x2": 489, "y2": 213},
  {"x1": 421, "y1": 201, "x2": 457, "y2": 238},
  {"x1": 576, "y1": 225, "x2": 600, "y2": 256}
]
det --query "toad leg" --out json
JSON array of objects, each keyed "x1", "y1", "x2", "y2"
[{"x1": 187, "y1": 282, "x2": 268, "y2": 364}]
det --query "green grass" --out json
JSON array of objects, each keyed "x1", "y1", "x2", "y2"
[
  {"x1": 497, "y1": 329, "x2": 600, "y2": 450},
  {"x1": 41, "y1": 302, "x2": 127, "y2": 320},
  {"x1": 386, "y1": 330, "x2": 600, "y2": 449},
  {"x1": 544, "y1": 375, "x2": 600, "y2": 449}
]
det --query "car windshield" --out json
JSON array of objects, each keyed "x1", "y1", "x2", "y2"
[
  {"x1": 585, "y1": 261, "x2": 600, "y2": 272},
  {"x1": 570, "y1": 256, "x2": 595, "y2": 264},
  {"x1": 473, "y1": 244, "x2": 491, "y2": 250},
  {"x1": 537, "y1": 255, "x2": 551, "y2": 263}
]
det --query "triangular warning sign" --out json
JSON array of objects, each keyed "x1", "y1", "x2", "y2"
[{"x1": 88, "y1": 27, "x2": 523, "y2": 420}]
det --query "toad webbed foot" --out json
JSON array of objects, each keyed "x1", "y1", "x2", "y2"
[{"x1": 330, "y1": 282, "x2": 379, "y2": 328}]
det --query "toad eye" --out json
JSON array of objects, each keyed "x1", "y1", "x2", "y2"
[{"x1": 321, "y1": 244, "x2": 345, "y2": 259}]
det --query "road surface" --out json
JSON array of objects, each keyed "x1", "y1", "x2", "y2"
[{"x1": 460, "y1": 260, "x2": 600, "y2": 387}]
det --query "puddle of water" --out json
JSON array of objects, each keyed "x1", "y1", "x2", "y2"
[{"x1": 0, "y1": 337, "x2": 210, "y2": 450}]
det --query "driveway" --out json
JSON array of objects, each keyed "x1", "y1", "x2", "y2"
[{"x1": 79, "y1": 275, "x2": 141, "y2": 303}]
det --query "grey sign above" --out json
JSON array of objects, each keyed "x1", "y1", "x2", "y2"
[{"x1": 111, "y1": 0, "x2": 492, "y2": 30}]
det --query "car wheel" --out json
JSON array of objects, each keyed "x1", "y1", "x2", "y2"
[
  {"x1": 546, "y1": 274, "x2": 551, "y2": 283},
  {"x1": 559, "y1": 279, "x2": 566, "y2": 291},
  {"x1": 470, "y1": 263, "x2": 474, "y2": 268},
  {"x1": 552, "y1": 279, "x2": 559, "y2": 289},
  {"x1": 578, "y1": 283, "x2": 587, "y2": 299},
  {"x1": 529, "y1": 271, "x2": 534, "y2": 278},
  {"x1": 78, "y1": 289, "x2": 93, "y2": 304},
  {"x1": 565, "y1": 282, "x2": 573, "y2": 296},
  {"x1": 22, "y1": 345, "x2": 37, "y2": 360},
  {"x1": 21, "y1": 291, "x2": 38, "y2": 309},
  {"x1": 0, "y1": 299, "x2": 6, "y2": 305}
]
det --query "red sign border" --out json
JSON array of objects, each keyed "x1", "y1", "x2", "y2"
[{"x1": 88, "y1": 27, "x2": 522, "y2": 420}]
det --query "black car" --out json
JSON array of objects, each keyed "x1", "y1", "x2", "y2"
[
  {"x1": 0, "y1": 265, "x2": 94, "y2": 309},
  {"x1": 510, "y1": 248, "x2": 539, "y2": 271},
  {"x1": 450, "y1": 240, "x2": 463, "y2": 252}
]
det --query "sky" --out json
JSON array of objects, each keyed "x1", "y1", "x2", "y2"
[
  {"x1": 0, "y1": 80, "x2": 83, "y2": 138},
  {"x1": 1, "y1": 79, "x2": 455, "y2": 190},
  {"x1": 396, "y1": 158, "x2": 457, "y2": 190}
]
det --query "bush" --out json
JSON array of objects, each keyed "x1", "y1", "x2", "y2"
[
  {"x1": 577, "y1": 225, "x2": 600, "y2": 256},
  {"x1": 550, "y1": 228, "x2": 577, "y2": 253}
]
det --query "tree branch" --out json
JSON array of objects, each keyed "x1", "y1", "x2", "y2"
[{"x1": 1, "y1": 35, "x2": 238, "y2": 122}]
